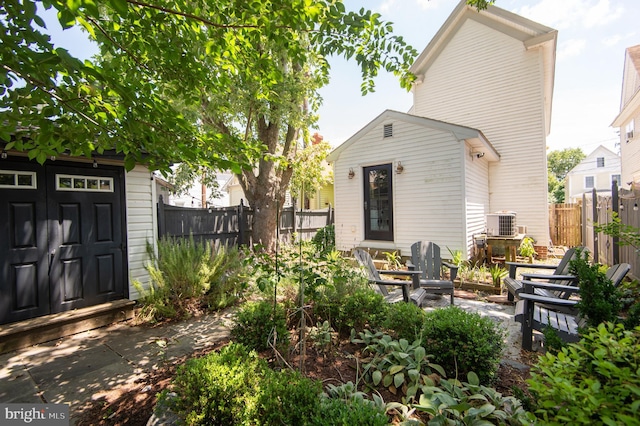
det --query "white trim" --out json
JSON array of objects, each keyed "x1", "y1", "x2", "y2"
[
  {"x1": 55, "y1": 174, "x2": 114, "y2": 192},
  {"x1": 0, "y1": 170, "x2": 37, "y2": 189}
]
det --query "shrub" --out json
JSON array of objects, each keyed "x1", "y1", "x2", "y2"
[
  {"x1": 166, "y1": 343, "x2": 267, "y2": 425},
  {"x1": 311, "y1": 224, "x2": 335, "y2": 254},
  {"x1": 335, "y1": 288, "x2": 388, "y2": 334},
  {"x1": 421, "y1": 306, "x2": 505, "y2": 384},
  {"x1": 313, "y1": 398, "x2": 388, "y2": 426},
  {"x1": 528, "y1": 322, "x2": 640, "y2": 425},
  {"x1": 135, "y1": 237, "x2": 248, "y2": 322},
  {"x1": 569, "y1": 249, "x2": 621, "y2": 327},
  {"x1": 255, "y1": 369, "x2": 323, "y2": 425},
  {"x1": 230, "y1": 300, "x2": 289, "y2": 352},
  {"x1": 382, "y1": 301, "x2": 426, "y2": 341}
]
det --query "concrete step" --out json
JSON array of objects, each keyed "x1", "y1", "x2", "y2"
[{"x1": 0, "y1": 300, "x2": 136, "y2": 354}]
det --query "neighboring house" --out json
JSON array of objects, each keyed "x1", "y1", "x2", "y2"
[
  {"x1": 223, "y1": 169, "x2": 334, "y2": 210},
  {"x1": 0, "y1": 153, "x2": 158, "y2": 325},
  {"x1": 612, "y1": 44, "x2": 640, "y2": 188},
  {"x1": 564, "y1": 145, "x2": 621, "y2": 203},
  {"x1": 169, "y1": 170, "x2": 232, "y2": 208},
  {"x1": 328, "y1": 1, "x2": 556, "y2": 258}
]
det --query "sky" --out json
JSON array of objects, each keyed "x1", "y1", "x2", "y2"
[{"x1": 42, "y1": 0, "x2": 640, "y2": 156}]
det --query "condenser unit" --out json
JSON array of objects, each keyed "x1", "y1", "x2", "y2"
[{"x1": 486, "y1": 212, "x2": 517, "y2": 237}]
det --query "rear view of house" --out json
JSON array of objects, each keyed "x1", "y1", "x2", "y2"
[{"x1": 328, "y1": 1, "x2": 557, "y2": 258}]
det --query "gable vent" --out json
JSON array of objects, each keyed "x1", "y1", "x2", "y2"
[{"x1": 383, "y1": 123, "x2": 393, "y2": 138}]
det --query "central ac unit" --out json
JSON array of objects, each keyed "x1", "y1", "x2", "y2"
[{"x1": 486, "y1": 212, "x2": 517, "y2": 237}]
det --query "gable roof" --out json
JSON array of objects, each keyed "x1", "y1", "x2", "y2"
[
  {"x1": 566, "y1": 145, "x2": 621, "y2": 176},
  {"x1": 326, "y1": 109, "x2": 499, "y2": 162},
  {"x1": 409, "y1": 0, "x2": 557, "y2": 135},
  {"x1": 611, "y1": 44, "x2": 640, "y2": 127}
]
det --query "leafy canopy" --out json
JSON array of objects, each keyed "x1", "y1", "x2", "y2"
[{"x1": 1, "y1": 0, "x2": 494, "y2": 171}]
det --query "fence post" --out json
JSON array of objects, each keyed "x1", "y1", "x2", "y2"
[
  {"x1": 592, "y1": 188, "x2": 599, "y2": 263},
  {"x1": 238, "y1": 199, "x2": 245, "y2": 245},
  {"x1": 292, "y1": 206, "x2": 297, "y2": 235},
  {"x1": 612, "y1": 181, "x2": 620, "y2": 265},
  {"x1": 327, "y1": 204, "x2": 332, "y2": 225},
  {"x1": 157, "y1": 195, "x2": 166, "y2": 238}
]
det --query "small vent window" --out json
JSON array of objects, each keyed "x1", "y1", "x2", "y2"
[
  {"x1": 597, "y1": 157, "x2": 605, "y2": 167},
  {"x1": 383, "y1": 124, "x2": 393, "y2": 138},
  {"x1": 56, "y1": 174, "x2": 113, "y2": 192},
  {"x1": 0, "y1": 170, "x2": 37, "y2": 189}
]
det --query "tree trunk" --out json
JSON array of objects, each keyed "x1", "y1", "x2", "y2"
[{"x1": 250, "y1": 191, "x2": 281, "y2": 252}]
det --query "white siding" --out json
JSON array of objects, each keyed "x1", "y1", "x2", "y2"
[
  {"x1": 620, "y1": 113, "x2": 640, "y2": 185},
  {"x1": 334, "y1": 117, "x2": 467, "y2": 257},
  {"x1": 464, "y1": 144, "x2": 491, "y2": 257},
  {"x1": 125, "y1": 165, "x2": 156, "y2": 300},
  {"x1": 413, "y1": 19, "x2": 549, "y2": 245}
]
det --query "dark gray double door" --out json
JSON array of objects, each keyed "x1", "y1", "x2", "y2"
[{"x1": 0, "y1": 160, "x2": 126, "y2": 325}]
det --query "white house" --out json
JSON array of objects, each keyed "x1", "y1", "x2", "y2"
[
  {"x1": 612, "y1": 44, "x2": 640, "y2": 189},
  {"x1": 328, "y1": 1, "x2": 556, "y2": 258},
  {"x1": 564, "y1": 145, "x2": 621, "y2": 203}
]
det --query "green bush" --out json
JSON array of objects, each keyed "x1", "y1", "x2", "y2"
[
  {"x1": 135, "y1": 237, "x2": 248, "y2": 322},
  {"x1": 166, "y1": 343, "x2": 267, "y2": 425},
  {"x1": 312, "y1": 398, "x2": 388, "y2": 426},
  {"x1": 569, "y1": 249, "x2": 621, "y2": 327},
  {"x1": 421, "y1": 306, "x2": 505, "y2": 384},
  {"x1": 255, "y1": 369, "x2": 323, "y2": 425},
  {"x1": 311, "y1": 224, "x2": 335, "y2": 254},
  {"x1": 230, "y1": 300, "x2": 290, "y2": 352},
  {"x1": 334, "y1": 288, "x2": 388, "y2": 334},
  {"x1": 382, "y1": 301, "x2": 426, "y2": 341},
  {"x1": 528, "y1": 322, "x2": 640, "y2": 425}
]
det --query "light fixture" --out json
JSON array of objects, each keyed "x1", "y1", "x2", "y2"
[
  {"x1": 620, "y1": 204, "x2": 624, "y2": 211},
  {"x1": 93, "y1": 158, "x2": 98, "y2": 168},
  {"x1": 395, "y1": 162, "x2": 404, "y2": 174},
  {"x1": 50, "y1": 155, "x2": 56, "y2": 161},
  {"x1": 1, "y1": 150, "x2": 6, "y2": 159},
  {"x1": 348, "y1": 168, "x2": 355, "y2": 179},
  {"x1": 634, "y1": 203, "x2": 638, "y2": 211},
  {"x1": 470, "y1": 151, "x2": 485, "y2": 159}
]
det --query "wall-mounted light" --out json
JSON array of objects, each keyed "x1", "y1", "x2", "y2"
[
  {"x1": 348, "y1": 168, "x2": 355, "y2": 179},
  {"x1": 1, "y1": 150, "x2": 7, "y2": 159},
  {"x1": 634, "y1": 203, "x2": 638, "y2": 211},
  {"x1": 395, "y1": 161, "x2": 404, "y2": 174},
  {"x1": 50, "y1": 155, "x2": 56, "y2": 161},
  {"x1": 470, "y1": 151, "x2": 485, "y2": 159},
  {"x1": 620, "y1": 204, "x2": 624, "y2": 211},
  {"x1": 93, "y1": 158, "x2": 98, "y2": 168}
]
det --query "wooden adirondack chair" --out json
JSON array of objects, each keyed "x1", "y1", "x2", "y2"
[
  {"x1": 515, "y1": 262, "x2": 631, "y2": 351},
  {"x1": 503, "y1": 247, "x2": 585, "y2": 301},
  {"x1": 408, "y1": 241, "x2": 456, "y2": 305},
  {"x1": 353, "y1": 248, "x2": 427, "y2": 306}
]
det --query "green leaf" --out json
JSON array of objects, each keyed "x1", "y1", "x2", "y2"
[
  {"x1": 394, "y1": 372, "x2": 405, "y2": 388},
  {"x1": 389, "y1": 365, "x2": 405, "y2": 375},
  {"x1": 108, "y1": 0, "x2": 129, "y2": 16},
  {"x1": 467, "y1": 371, "x2": 480, "y2": 386},
  {"x1": 372, "y1": 370, "x2": 382, "y2": 386}
]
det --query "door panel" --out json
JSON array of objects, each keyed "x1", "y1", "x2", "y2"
[
  {"x1": 47, "y1": 164, "x2": 126, "y2": 312},
  {"x1": 363, "y1": 164, "x2": 394, "y2": 241},
  {"x1": 0, "y1": 162, "x2": 49, "y2": 323}
]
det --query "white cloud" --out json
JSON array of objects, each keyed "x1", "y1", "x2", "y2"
[
  {"x1": 415, "y1": 0, "x2": 452, "y2": 10},
  {"x1": 557, "y1": 39, "x2": 587, "y2": 60}
]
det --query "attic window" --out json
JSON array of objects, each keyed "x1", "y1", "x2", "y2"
[
  {"x1": 597, "y1": 157, "x2": 605, "y2": 168},
  {"x1": 383, "y1": 124, "x2": 393, "y2": 138}
]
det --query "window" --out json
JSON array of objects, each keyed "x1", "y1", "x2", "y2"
[
  {"x1": 626, "y1": 120, "x2": 634, "y2": 140},
  {"x1": 56, "y1": 174, "x2": 113, "y2": 192},
  {"x1": 612, "y1": 174, "x2": 621, "y2": 187},
  {"x1": 597, "y1": 157, "x2": 605, "y2": 168},
  {"x1": 383, "y1": 124, "x2": 393, "y2": 138},
  {"x1": 0, "y1": 170, "x2": 37, "y2": 189},
  {"x1": 585, "y1": 176, "x2": 594, "y2": 188}
]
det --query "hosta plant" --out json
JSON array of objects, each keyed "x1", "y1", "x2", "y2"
[{"x1": 352, "y1": 329, "x2": 445, "y2": 400}]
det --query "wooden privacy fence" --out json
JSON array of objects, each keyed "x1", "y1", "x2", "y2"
[
  {"x1": 583, "y1": 184, "x2": 640, "y2": 279},
  {"x1": 157, "y1": 196, "x2": 334, "y2": 246},
  {"x1": 549, "y1": 203, "x2": 582, "y2": 247}
]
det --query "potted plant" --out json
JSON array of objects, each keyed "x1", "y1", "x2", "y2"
[{"x1": 518, "y1": 237, "x2": 536, "y2": 263}]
